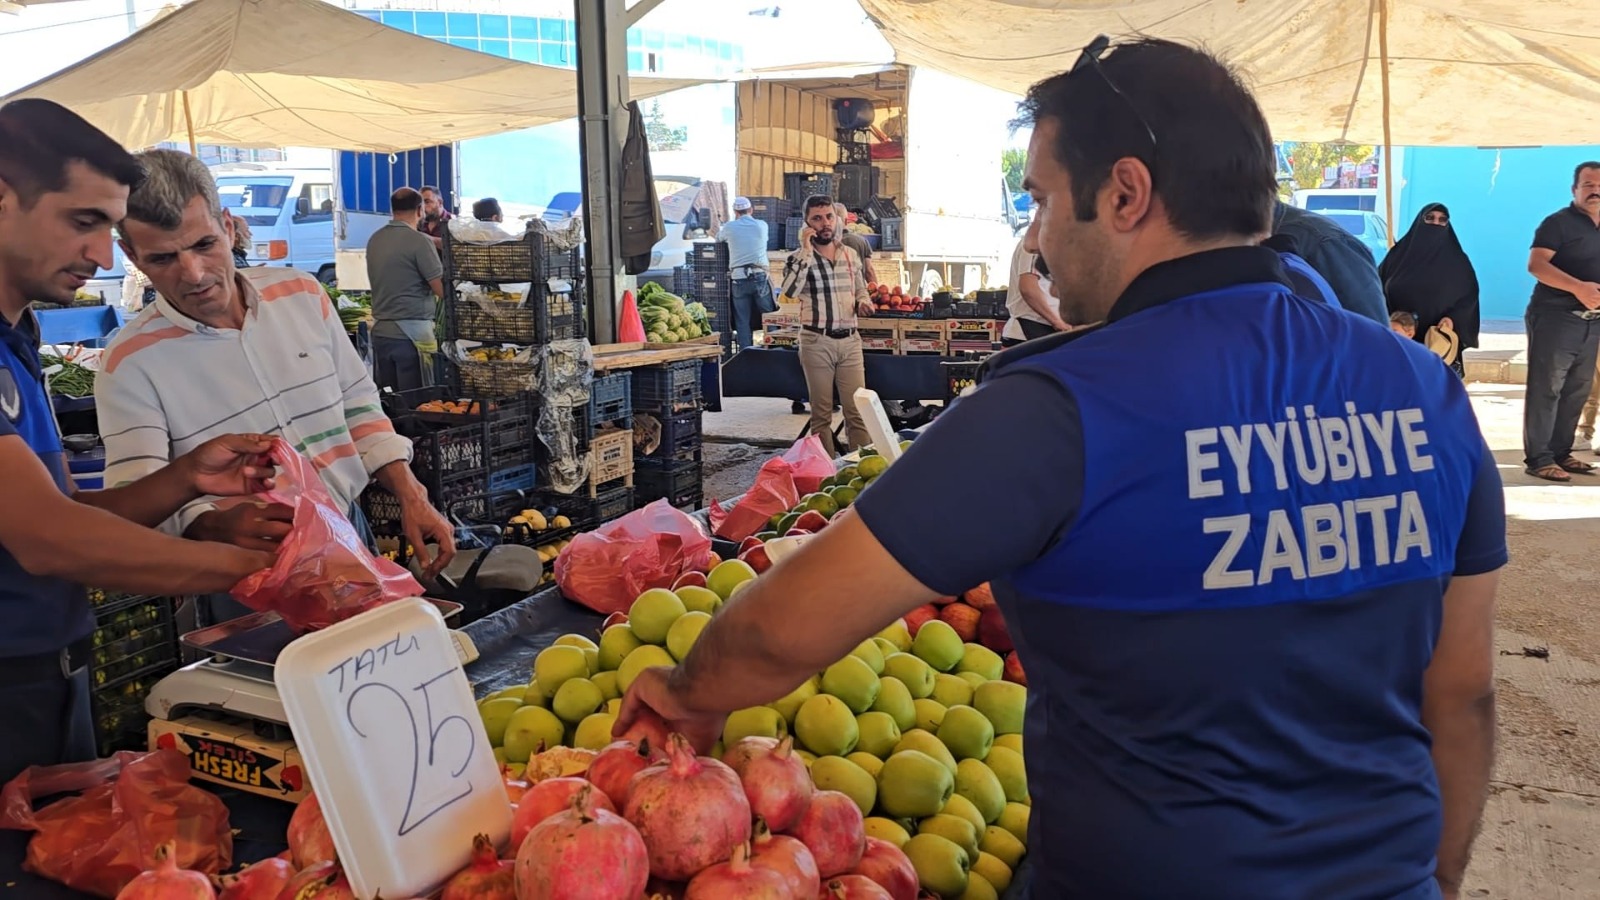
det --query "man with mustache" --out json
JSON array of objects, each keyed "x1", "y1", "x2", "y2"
[
  {"x1": 1521, "y1": 162, "x2": 1600, "y2": 482},
  {"x1": 0, "y1": 99, "x2": 280, "y2": 782},
  {"x1": 96, "y1": 150, "x2": 457, "y2": 624}
]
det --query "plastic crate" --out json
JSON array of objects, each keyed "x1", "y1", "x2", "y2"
[
  {"x1": 90, "y1": 597, "x2": 179, "y2": 689},
  {"x1": 92, "y1": 665, "x2": 176, "y2": 757},
  {"x1": 632, "y1": 360, "x2": 704, "y2": 414},
  {"x1": 409, "y1": 421, "x2": 488, "y2": 506},
  {"x1": 942, "y1": 359, "x2": 984, "y2": 402},
  {"x1": 860, "y1": 197, "x2": 903, "y2": 230},
  {"x1": 635, "y1": 459, "x2": 703, "y2": 510},
  {"x1": 833, "y1": 163, "x2": 879, "y2": 210},
  {"x1": 784, "y1": 217, "x2": 805, "y2": 251},
  {"x1": 455, "y1": 357, "x2": 539, "y2": 399},
  {"x1": 879, "y1": 217, "x2": 904, "y2": 252},
  {"x1": 489, "y1": 463, "x2": 537, "y2": 493},
  {"x1": 444, "y1": 230, "x2": 580, "y2": 285},
  {"x1": 450, "y1": 289, "x2": 586, "y2": 344},
  {"x1": 382, "y1": 386, "x2": 528, "y2": 433},
  {"x1": 837, "y1": 138, "x2": 872, "y2": 166},
  {"x1": 635, "y1": 410, "x2": 703, "y2": 463},
  {"x1": 672, "y1": 266, "x2": 696, "y2": 299},
  {"x1": 787, "y1": 173, "x2": 835, "y2": 205},
  {"x1": 690, "y1": 241, "x2": 727, "y2": 269},
  {"x1": 586, "y1": 427, "x2": 634, "y2": 497},
  {"x1": 589, "y1": 373, "x2": 633, "y2": 428}
]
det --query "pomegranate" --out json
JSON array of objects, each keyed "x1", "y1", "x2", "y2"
[
  {"x1": 612, "y1": 706, "x2": 673, "y2": 749},
  {"x1": 643, "y1": 879, "x2": 685, "y2": 900},
  {"x1": 442, "y1": 834, "x2": 515, "y2": 900},
  {"x1": 977, "y1": 607, "x2": 1013, "y2": 653},
  {"x1": 502, "y1": 765, "x2": 530, "y2": 804},
  {"x1": 725, "y1": 735, "x2": 812, "y2": 833},
  {"x1": 586, "y1": 738, "x2": 666, "y2": 807},
  {"x1": 217, "y1": 857, "x2": 295, "y2": 900},
  {"x1": 623, "y1": 734, "x2": 752, "y2": 881},
  {"x1": 115, "y1": 843, "x2": 215, "y2": 900},
  {"x1": 511, "y1": 777, "x2": 615, "y2": 853},
  {"x1": 515, "y1": 786, "x2": 650, "y2": 900},
  {"x1": 822, "y1": 875, "x2": 893, "y2": 899},
  {"x1": 274, "y1": 863, "x2": 355, "y2": 900},
  {"x1": 850, "y1": 838, "x2": 917, "y2": 900},
  {"x1": 748, "y1": 819, "x2": 820, "y2": 899},
  {"x1": 286, "y1": 791, "x2": 338, "y2": 870},
  {"x1": 789, "y1": 791, "x2": 864, "y2": 878},
  {"x1": 683, "y1": 844, "x2": 789, "y2": 899},
  {"x1": 719, "y1": 735, "x2": 778, "y2": 772}
]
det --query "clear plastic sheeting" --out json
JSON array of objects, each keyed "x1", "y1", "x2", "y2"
[
  {"x1": 534, "y1": 340, "x2": 595, "y2": 495},
  {"x1": 539, "y1": 340, "x2": 594, "y2": 406},
  {"x1": 536, "y1": 401, "x2": 589, "y2": 494},
  {"x1": 462, "y1": 585, "x2": 607, "y2": 695}
]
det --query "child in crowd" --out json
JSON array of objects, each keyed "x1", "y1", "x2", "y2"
[{"x1": 1390, "y1": 310, "x2": 1417, "y2": 339}]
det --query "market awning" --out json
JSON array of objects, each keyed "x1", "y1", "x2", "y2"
[
  {"x1": 854, "y1": 0, "x2": 1600, "y2": 146},
  {"x1": 1, "y1": 0, "x2": 710, "y2": 152}
]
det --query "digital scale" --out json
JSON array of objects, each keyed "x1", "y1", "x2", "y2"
[{"x1": 143, "y1": 599, "x2": 478, "y2": 802}]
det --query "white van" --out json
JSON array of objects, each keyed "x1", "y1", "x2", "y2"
[{"x1": 213, "y1": 163, "x2": 337, "y2": 283}]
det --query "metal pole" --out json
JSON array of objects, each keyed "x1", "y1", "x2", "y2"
[
  {"x1": 574, "y1": 0, "x2": 629, "y2": 344},
  {"x1": 1377, "y1": 0, "x2": 1395, "y2": 246}
]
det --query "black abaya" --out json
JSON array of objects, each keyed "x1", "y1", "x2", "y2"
[{"x1": 1379, "y1": 202, "x2": 1481, "y2": 349}]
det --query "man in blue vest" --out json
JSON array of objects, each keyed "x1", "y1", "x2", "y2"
[
  {"x1": 0, "y1": 99, "x2": 277, "y2": 784},
  {"x1": 619, "y1": 38, "x2": 1504, "y2": 899}
]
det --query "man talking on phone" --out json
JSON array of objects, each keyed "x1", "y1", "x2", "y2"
[{"x1": 779, "y1": 194, "x2": 874, "y2": 454}]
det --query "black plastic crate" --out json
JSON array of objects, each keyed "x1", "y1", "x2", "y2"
[
  {"x1": 382, "y1": 386, "x2": 530, "y2": 433},
  {"x1": 632, "y1": 360, "x2": 704, "y2": 414},
  {"x1": 696, "y1": 276, "x2": 733, "y2": 305},
  {"x1": 837, "y1": 137, "x2": 872, "y2": 166},
  {"x1": 635, "y1": 459, "x2": 703, "y2": 510},
  {"x1": 90, "y1": 597, "x2": 179, "y2": 689},
  {"x1": 690, "y1": 241, "x2": 727, "y2": 269},
  {"x1": 784, "y1": 216, "x2": 805, "y2": 251},
  {"x1": 543, "y1": 484, "x2": 635, "y2": 529},
  {"x1": 636, "y1": 409, "x2": 703, "y2": 463},
  {"x1": 589, "y1": 373, "x2": 633, "y2": 428},
  {"x1": 449, "y1": 287, "x2": 586, "y2": 344},
  {"x1": 92, "y1": 665, "x2": 176, "y2": 757},
  {"x1": 785, "y1": 172, "x2": 835, "y2": 205},
  {"x1": 444, "y1": 230, "x2": 581, "y2": 286},
  {"x1": 942, "y1": 359, "x2": 984, "y2": 402},
  {"x1": 409, "y1": 421, "x2": 488, "y2": 506},
  {"x1": 860, "y1": 197, "x2": 903, "y2": 230},
  {"x1": 360, "y1": 484, "x2": 404, "y2": 538},
  {"x1": 833, "y1": 163, "x2": 879, "y2": 210},
  {"x1": 783, "y1": 172, "x2": 812, "y2": 204},
  {"x1": 672, "y1": 266, "x2": 696, "y2": 299},
  {"x1": 880, "y1": 217, "x2": 904, "y2": 252}
]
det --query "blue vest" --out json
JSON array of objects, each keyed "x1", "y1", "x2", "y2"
[
  {"x1": 992, "y1": 281, "x2": 1476, "y2": 898},
  {"x1": 0, "y1": 312, "x2": 92, "y2": 658}
]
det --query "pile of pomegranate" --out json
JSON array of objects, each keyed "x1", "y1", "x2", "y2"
[{"x1": 116, "y1": 717, "x2": 915, "y2": 900}]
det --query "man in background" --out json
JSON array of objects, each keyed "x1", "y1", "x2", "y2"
[
  {"x1": 1272, "y1": 200, "x2": 1387, "y2": 324},
  {"x1": 718, "y1": 196, "x2": 769, "y2": 352},
  {"x1": 366, "y1": 187, "x2": 445, "y2": 394},
  {"x1": 472, "y1": 197, "x2": 503, "y2": 223},
  {"x1": 1001, "y1": 241, "x2": 1068, "y2": 346},
  {"x1": 835, "y1": 202, "x2": 878, "y2": 285},
  {"x1": 418, "y1": 185, "x2": 452, "y2": 249}
]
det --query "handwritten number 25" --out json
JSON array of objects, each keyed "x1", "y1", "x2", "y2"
[{"x1": 347, "y1": 671, "x2": 477, "y2": 836}]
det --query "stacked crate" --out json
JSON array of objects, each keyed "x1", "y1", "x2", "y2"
[
  {"x1": 631, "y1": 359, "x2": 706, "y2": 511},
  {"x1": 583, "y1": 371, "x2": 636, "y2": 511},
  {"x1": 746, "y1": 196, "x2": 789, "y2": 252},
  {"x1": 690, "y1": 241, "x2": 733, "y2": 354},
  {"x1": 946, "y1": 319, "x2": 1002, "y2": 354},
  {"x1": 87, "y1": 589, "x2": 182, "y2": 756},
  {"x1": 762, "y1": 306, "x2": 801, "y2": 350},
  {"x1": 898, "y1": 320, "x2": 949, "y2": 356}
]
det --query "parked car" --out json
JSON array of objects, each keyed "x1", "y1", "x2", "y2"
[
  {"x1": 1318, "y1": 209, "x2": 1390, "y2": 265},
  {"x1": 213, "y1": 163, "x2": 337, "y2": 283}
]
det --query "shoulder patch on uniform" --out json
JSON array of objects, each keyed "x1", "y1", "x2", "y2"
[{"x1": 0, "y1": 366, "x2": 20, "y2": 423}]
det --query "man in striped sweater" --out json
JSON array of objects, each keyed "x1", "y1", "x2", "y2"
[{"x1": 97, "y1": 150, "x2": 456, "y2": 621}]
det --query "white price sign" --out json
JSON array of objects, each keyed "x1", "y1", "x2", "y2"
[{"x1": 276, "y1": 598, "x2": 511, "y2": 899}]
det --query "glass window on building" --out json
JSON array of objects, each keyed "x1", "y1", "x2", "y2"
[
  {"x1": 540, "y1": 18, "x2": 566, "y2": 42},
  {"x1": 511, "y1": 16, "x2": 538, "y2": 40},
  {"x1": 414, "y1": 11, "x2": 446, "y2": 36},
  {"x1": 626, "y1": 29, "x2": 642, "y2": 48},
  {"x1": 380, "y1": 10, "x2": 414, "y2": 32},
  {"x1": 643, "y1": 30, "x2": 664, "y2": 51},
  {"x1": 447, "y1": 12, "x2": 478, "y2": 38},
  {"x1": 627, "y1": 50, "x2": 644, "y2": 73},
  {"x1": 449, "y1": 37, "x2": 480, "y2": 51},
  {"x1": 511, "y1": 41, "x2": 539, "y2": 63},
  {"x1": 480, "y1": 15, "x2": 509, "y2": 38},
  {"x1": 540, "y1": 42, "x2": 568, "y2": 67},
  {"x1": 482, "y1": 39, "x2": 509, "y2": 58}
]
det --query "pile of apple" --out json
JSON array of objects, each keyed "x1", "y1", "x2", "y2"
[
  {"x1": 865, "y1": 282, "x2": 926, "y2": 316},
  {"x1": 905, "y1": 585, "x2": 1024, "y2": 687}
]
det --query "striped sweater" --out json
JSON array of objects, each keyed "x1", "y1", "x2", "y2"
[{"x1": 96, "y1": 266, "x2": 412, "y2": 536}]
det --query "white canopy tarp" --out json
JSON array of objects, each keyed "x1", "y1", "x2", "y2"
[
  {"x1": 2, "y1": 0, "x2": 709, "y2": 152},
  {"x1": 855, "y1": 0, "x2": 1600, "y2": 146}
]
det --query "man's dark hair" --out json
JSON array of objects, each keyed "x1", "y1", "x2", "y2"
[
  {"x1": 804, "y1": 194, "x2": 835, "y2": 215},
  {"x1": 1572, "y1": 162, "x2": 1600, "y2": 189},
  {"x1": 391, "y1": 187, "x2": 423, "y2": 214},
  {"x1": 472, "y1": 197, "x2": 502, "y2": 220},
  {"x1": 1016, "y1": 38, "x2": 1276, "y2": 239},
  {"x1": 420, "y1": 185, "x2": 440, "y2": 198},
  {"x1": 0, "y1": 99, "x2": 144, "y2": 207}
]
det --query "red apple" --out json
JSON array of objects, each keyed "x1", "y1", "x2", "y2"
[
  {"x1": 793, "y1": 510, "x2": 830, "y2": 533},
  {"x1": 739, "y1": 543, "x2": 774, "y2": 574},
  {"x1": 1003, "y1": 652, "x2": 1027, "y2": 687},
  {"x1": 602, "y1": 612, "x2": 628, "y2": 630},
  {"x1": 902, "y1": 604, "x2": 938, "y2": 637},
  {"x1": 977, "y1": 607, "x2": 1014, "y2": 653},
  {"x1": 704, "y1": 551, "x2": 721, "y2": 570},
  {"x1": 850, "y1": 837, "x2": 917, "y2": 900},
  {"x1": 672, "y1": 571, "x2": 708, "y2": 591},
  {"x1": 737, "y1": 536, "x2": 765, "y2": 557},
  {"x1": 964, "y1": 582, "x2": 997, "y2": 611},
  {"x1": 938, "y1": 603, "x2": 981, "y2": 643},
  {"x1": 929, "y1": 595, "x2": 958, "y2": 607}
]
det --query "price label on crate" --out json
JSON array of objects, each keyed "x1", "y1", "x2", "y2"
[{"x1": 275, "y1": 598, "x2": 511, "y2": 899}]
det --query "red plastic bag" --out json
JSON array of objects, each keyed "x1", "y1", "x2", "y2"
[
  {"x1": 231, "y1": 438, "x2": 423, "y2": 631},
  {"x1": 781, "y1": 434, "x2": 836, "y2": 496},
  {"x1": 709, "y1": 456, "x2": 800, "y2": 542},
  {"x1": 0, "y1": 749, "x2": 232, "y2": 898},
  {"x1": 554, "y1": 499, "x2": 713, "y2": 615}
]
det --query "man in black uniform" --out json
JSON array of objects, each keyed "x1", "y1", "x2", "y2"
[
  {"x1": 1522, "y1": 161, "x2": 1600, "y2": 482},
  {"x1": 0, "y1": 99, "x2": 276, "y2": 782}
]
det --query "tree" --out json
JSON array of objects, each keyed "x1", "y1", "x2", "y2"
[
  {"x1": 644, "y1": 100, "x2": 687, "y2": 152},
  {"x1": 1002, "y1": 148, "x2": 1026, "y2": 192},
  {"x1": 1285, "y1": 141, "x2": 1376, "y2": 193}
]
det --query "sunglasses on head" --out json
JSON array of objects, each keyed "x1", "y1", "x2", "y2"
[{"x1": 1071, "y1": 35, "x2": 1159, "y2": 176}]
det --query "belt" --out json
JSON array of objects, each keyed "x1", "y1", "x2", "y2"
[
  {"x1": 0, "y1": 636, "x2": 92, "y2": 685},
  {"x1": 730, "y1": 265, "x2": 766, "y2": 279},
  {"x1": 1572, "y1": 310, "x2": 1600, "y2": 321},
  {"x1": 803, "y1": 325, "x2": 857, "y2": 339}
]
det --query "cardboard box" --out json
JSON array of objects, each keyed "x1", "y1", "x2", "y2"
[{"x1": 149, "y1": 716, "x2": 308, "y2": 803}]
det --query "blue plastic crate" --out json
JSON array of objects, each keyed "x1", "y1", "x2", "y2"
[{"x1": 488, "y1": 463, "x2": 537, "y2": 493}]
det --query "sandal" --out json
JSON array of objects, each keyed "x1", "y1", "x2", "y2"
[
  {"x1": 1528, "y1": 464, "x2": 1572, "y2": 483},
  {"x1": 1557, "y1": 457, "x2": 1597, "y2": 475}
]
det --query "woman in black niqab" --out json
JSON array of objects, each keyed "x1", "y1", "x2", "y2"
[{"x1": 1379, "y1": 202, "x2": 1479, "y2": 375}]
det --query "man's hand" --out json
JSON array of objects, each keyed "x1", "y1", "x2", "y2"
[
  {"x1": 795, "y1": 227, "x2": 816, "y2": 260},
  {"x1": 855, "y1": 299, "x2": 876, "y2": 317},
  {"x1": 1580, "y1": 283, "x2": 1600, "y2": 310},
  {"x1": 614, "y1": 666, "x2": 726, "y2": 755},
  {"x1": 401, "y1": 497, "x2": 457, "y2": 579},
  {"x1": 177, "y1": 434, "x2": 276, "y2": 497},
  {"x1": 188, "y1": 502, "x2": 294, "y2": 552}
]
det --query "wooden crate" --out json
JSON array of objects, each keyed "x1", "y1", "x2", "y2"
[
  {"x1": 859, "y1": 322, "x2": 897, "y2": 354},
  {"x1": 947, "y1": 317, "x2": 1000, "y2": 352},
  {"x1": 897, "y1": 319, "x2": 949, "y2": 356},
  {"x1": 586, "y1": 427, "x2": 634, "y2": 498},
  {"x1": 765, "y1": 332, "x2": 799, "y2": 350},
  {"x1": 873, "y1": 255, "x2": 907, "y2": 291}
]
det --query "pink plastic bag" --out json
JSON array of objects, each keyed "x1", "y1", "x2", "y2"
[
  {"x1": 708, "y1": 456, "x2": 800, "y2": 542},
  {"x1": 554, "y1": 499, "x2": 713, "y2": 615},
  {"x1": 231, "y1": 438, "x2": 423, "y2": 631},
  {"x1": 781, "y1": 434, "x2": 836, "y2": 495},
  {"x1": 0, "y1": 750, "x2": 232, "y2": 898}
]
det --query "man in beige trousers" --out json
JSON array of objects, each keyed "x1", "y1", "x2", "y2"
[
  {"x1": 1580, "y1": 356, "x2": 1600, "y2": 450},
  {"x1": 780, "y1": 194, "x2": 874, "y2": 455}
]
